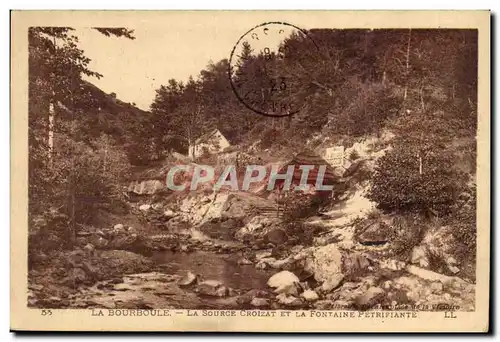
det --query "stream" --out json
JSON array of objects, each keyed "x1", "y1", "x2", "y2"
[{"x1": 71, "y1": 250, "x2": 274, "y2": 310}]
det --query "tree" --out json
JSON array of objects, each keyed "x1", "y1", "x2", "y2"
[{"x1": 29, "y1": 26, "x2": 135, "y2": 248}]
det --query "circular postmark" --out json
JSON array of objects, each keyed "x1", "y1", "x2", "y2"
[{"x1": 228, "y1": 22, "x2": 319, "y2": 117}]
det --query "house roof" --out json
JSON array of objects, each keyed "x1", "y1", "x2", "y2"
[
  {"x1": 195, "y1": 128, "x2": 227, "y2": 144},
  {"x1": 276, "y1": 149, "x2": 341, "y2": 186}
]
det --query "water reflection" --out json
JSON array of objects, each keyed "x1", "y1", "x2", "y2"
[{"x1": 151, "y1": 251, "x2": 272, "y2": 291}]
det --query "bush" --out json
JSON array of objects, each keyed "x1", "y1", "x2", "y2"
[
  {"x1": 29, "y1": 134, "x2": 131, "y2": 250},
  {"x1": 389, "y1": 214, "x2": 427, "y2": 258},
  {"x1": 349, "y1": 149, "x2": 360, "y2": 161},
  {"x1": 443, "y1": 184, "x2": 476, "y2": 255},
  {"x1": 368, "y1": 145, "x2": 465, "y2": 214}
]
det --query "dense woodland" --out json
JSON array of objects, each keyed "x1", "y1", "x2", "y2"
[{"x1": 28, "y1": 27, "x2": 477, "y2": 256}]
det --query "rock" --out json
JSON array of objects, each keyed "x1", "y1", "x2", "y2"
[
  {"x1": 198, "y1": 218, "x2": 244, "y2": 240},
  {"x1": 180, "y1": 245, "x2": 191, "y2": 253},
  {"x1": 314, "y1": 300, "x2": 333, "y2": 310},
  {"x1": 67, "y1": 250, "x2": 85, "y2": 267},
  {"x1": 406, "y1": 291, "x2": 420, "y2": 303},
  {"x1": 163, "y1": 209, "x2": 176, "y2": 219},
  {"x1": 292, "y1": 249, "x2": 310, "y2": 261},
  {"x1": 94, "y1": 237, "x2": 109, "y2": 249},
  {"x1": 357, "y1": 221, "x2": 393, "y2": 245},
  {"x1": 83, "y1": 243, "x2": 95, "y2": 254},
  {"x1": 304, "y1": 244, "x2": 343, "y2": 284},
  {"x1": 76, "y1": 237, "x2": 88, "y2": 247},
  {"x1": 139, "y1": 204, "x2": 151, "y2": 211},
  {"x1": 98, "y1": 250, "x2": 154, "y2": 275},
  {"x1": 255, "y1": 261, "x2": 268, "y2": 270},
  {"x1": 268, "y1": 257, "x2": 293, "y2": 270},
  {"x1": 250, "y1": 298, "x2": 270, "y2": 308},
  {"x1": 410, "y1": 245, "x2": 429, "y2": 268},
  {"x1": 152, "y1": 203, "x2": 163, "y2": 210},
  {"x1": 235, "y1": 215, "x2": 279, "y2": 241},
  {"x1": 430, "y1": 282, "x2": 444, "y2": 294},
  {"x1": 394, "y1": 276, "x2": 421, "y2": 289},
  {"x1": 80, "y1": 261, "x2": 97, "y2": 278},
  {"x1": 108, "y1": 234, "x2": 148, "y2": 253},
  {"x1": 264, "y1": 228, "x2": 288, "y2": 245},
  {"x1": 446, "y1": 256, "x2": 458, "y2": 266},
  {"x1": 301, "y1": 289, "x2": 319, "y2": 302},
  {"x1": 321, "y1": 273, "x2": 344, "y2": 293},
  {"x1": 354, "y1": 287, "x2": 386, "y2": 309},
  {"x1": 237, "y1": 289, "x2": 269, "y2": 305},
  {"x1": 128, "y1": 180, "x2": 164, "y2": 195},
  {"x1": 255, "y1": 250, "x2": 273, "y2": 261},
  {"x1": 267, "y1": 271, "x2": 300, "y2": 295},
  {"x1": 178, "y1": 271, "x2": 198, "y2": 287},
  {"x1": 62, "y1": 268, "x2": 87, "y2": 288},
  {"x1": 237, "y1": 257, "x2": 253, "y2": 265},
  {"x1": 382, "y1": 280, "x2": 393, "y2": 291},
  {"x1": 380, "y1": 258, "x2": 406, "y2": 271},
  {"x1": 276, "y1": 293, "x2": 304, "y2": 307},
  {"x1": 448, "y1": 265, "x2": 460, "y2": 274},
  {"x1": 387, "y1": 289, "x2": 410, "y2": 304},
  {"x1": 113, "y1": 223, "x2": 125, "y2": 231},
  {"x1": 197, "y1": 280, "x2": 228, "y2": 297},
  {"x1": 405, "y1": 265, "x2": 458, "y2": 283}
]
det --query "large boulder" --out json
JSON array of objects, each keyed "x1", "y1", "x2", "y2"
[
  {"x1": 178, "y1": 193, "x2": 229, "y2": 225},
  {"x1": 303, "y1": 244, "x2": 343, "y2": 284},
  {"x1": 321, "y1": 273, "x2": 344, "y2": 293},
  {"x1": 234, "y1": 215, "x2": 279, "y2": 241},
  {"x1": 264, "y1": 228, "x2": 289, "y2": 245},
  {"x1": 267, "y1": 271, "x2": 301, "y2": 295},
  {"x1": 198, "y1": 218, "x2": 244, "y2": 240},
  {"x1": 97, "y1": 250, "x2": 154, "y2": 276}
]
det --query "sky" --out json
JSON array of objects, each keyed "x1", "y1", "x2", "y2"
[{"x1": 75, "y1": 23, "x2": 293, "y2": 111}]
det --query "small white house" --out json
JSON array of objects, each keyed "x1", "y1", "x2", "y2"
[{"x1": 189, "y1": 129, "x2": 230, "y2": 160}]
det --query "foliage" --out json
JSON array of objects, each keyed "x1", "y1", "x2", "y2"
[
  {"x1": 28, "y1": 26, "x2": 134, "y2": 249},
  {"x1": 368, "y1": 145, "x2": 464, "y2": 214},
  {"x1": 368, "y1": 107, "x2": 471, "y2": 215},
  {"x1": 389, "y1": 214, "x2": 427, "y2": 258}
]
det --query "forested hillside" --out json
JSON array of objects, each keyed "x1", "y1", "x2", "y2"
[{"x1": 27, "y1": 26, "x2": 478, "y2": 311}]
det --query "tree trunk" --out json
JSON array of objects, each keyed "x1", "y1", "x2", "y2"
[
  {"x1": 403, "y1": 29, "x2": 412, "y2": 108},
  {"x1": 68, "y1": 120, "x2": 76, "y2": 248},
  {"x1": 48, "y1": 102, "x2": 55, "y2": 164},
  {"x1": 419, "y1": 84, "x2": 425, "y2": 111}
]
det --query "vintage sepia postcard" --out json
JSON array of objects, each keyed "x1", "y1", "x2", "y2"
[{"x1": 10, "y1": 10, "x2": 490, "y2": 332}]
